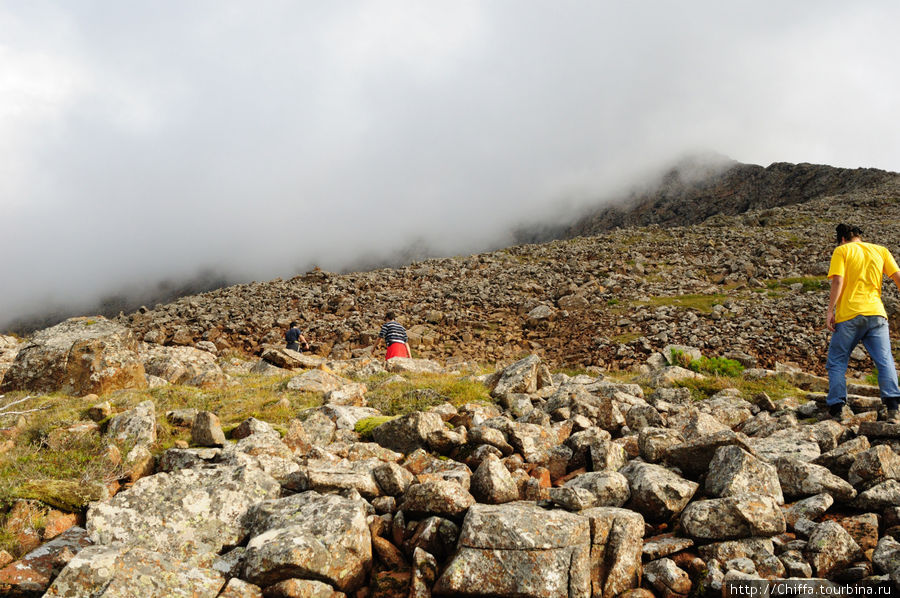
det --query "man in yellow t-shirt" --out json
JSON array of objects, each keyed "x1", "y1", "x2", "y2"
[{"x1": 825, "y1": 224, "x2": 900, "y2": 422}]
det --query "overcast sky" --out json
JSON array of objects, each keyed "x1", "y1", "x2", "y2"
[{"x1": 3, "y1": 1, "x2": 900, "y2": 328}]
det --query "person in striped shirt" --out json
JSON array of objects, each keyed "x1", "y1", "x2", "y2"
[{"x1": 377, "y1": 312, "x2": 410, "y2": 360}]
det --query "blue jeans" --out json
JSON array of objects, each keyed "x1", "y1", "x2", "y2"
[{"x1": 826, "y1": 315, "x2": 900, "y2": 410}]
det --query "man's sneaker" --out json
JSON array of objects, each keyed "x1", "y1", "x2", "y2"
[{"x1": 887, "y1": 409, "x2": 900, "y2": 424}]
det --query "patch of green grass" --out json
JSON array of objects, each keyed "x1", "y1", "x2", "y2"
[
  {"x1": 688, "y1": 356, "x2": 745, "y2": 377},
  {"x1": 366, "y1": 373, "x2": 493, "y2": 415},
  {"x1": 865, "y1": 367, "x2": 879, "y2": 386},
  {"x1": 637, "y1": 293, "x2": 730, "y2": 314},
  {"x1": 766, "y1": 276, "x2": 827, "y2": 292},
  {"x1": 354, "y1": 416, "x2": 397, "y2": 439},
  {"x1": 674, "y1": 371, "x2": 800, "y2": 402}
]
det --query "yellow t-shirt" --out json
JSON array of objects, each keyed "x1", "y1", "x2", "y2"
[{"x1": 828, "y1": 241, "x2": 900, "y2": 323}]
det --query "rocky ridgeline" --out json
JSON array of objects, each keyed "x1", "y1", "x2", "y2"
[
  {"x1": 111, "y1": 175, "x2": 900, "y2": 377},
  {"x1": 0, "y1": 317, "x2": 899, "y2": 596}
]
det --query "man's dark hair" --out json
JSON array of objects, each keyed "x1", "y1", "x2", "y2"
[
  {"x1": 289, "y1": 321, "x2": 297, "y2": 328},
  {"x1": 385, "y1": 311, "x2": 396, "y2": 321},
  {"x1": 836, "y1": 224, "x2": 863, "y2": 244}
]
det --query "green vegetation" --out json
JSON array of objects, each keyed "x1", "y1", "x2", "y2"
[
  {"x1": 670, "y1": 349, "x2": 744, "y2": 377},
  {"x1": 766, "y1": 276, "x2": 827, "y2": 293},
  {"x1": 675, "y1": 373, "x2": 799, "y2": 403},
  {"x1": 354, "y1": 416, "x2": 396, "y2": 439},
  {"x1": 365, "y1": 372, "x2": 492, "y2": 415},
  {"x1": 865, "y1": 367, "x2": 879, "y2": 386}
]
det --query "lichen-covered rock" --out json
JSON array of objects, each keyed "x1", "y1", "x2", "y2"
[
  {"x1": 582, "y1": 507, "x2": 644, "y2": 598},
  {"x1": 0, "y1": 526, "x2": 91, "y2": 596},
  {"x1": 746, "y1": 427, "x2": 821, "y2": 463},
  {"x1": 562, "y1": 471, "x2": 631, "y2": 508},
  {"x1": 218, "y1": 578, "x2": 265, "y2": 598},
  {"x1": 106, "y1": 400, "x2": 157, "y2": 446},
  {"x1": 847, "y1": 445, "x2": 900, "y2": 488},
  {"x1": 372, "y1": 411, "x2": 444, "y2": 454},
  {"x1": 638, "y1": 427, "x2": 684, "y2": 463},
  {"x1": 813, "y1": 436, "x2": 871, "y2": 477},
  {"x1": 142, "y1": 343, "x2": 227, "y2": 388},
  {"x1": 873, "y1": 536, "x2": 900, "y2": 585},
  {"x1": 260, "y1": 346, "x2": 326, "y2": 369},
  {"x1": 784, "y1": 493, "x2": 834, "y2": 528},
  {"x1": 470, "y1": 453, "x2": 519, "y2": 504},
  {"x1": 385, "y1": 357, "x2": 445, "y2": 374},
  {"x1": 87, "y1": 465, "x2": 280, "y2": 563},
  {"x1": 434, "y1": 502, "x2": 591, "y2": 597},
  {"x1": 680, "y1": 494, "x2": 785, "y2": 541},
  {"x1": 774, "y1": 457, "x2": 857, "y2": 502},
  {"x1": 374, "y1": 462, "x2": 415, "y2": 496},
  {"x1": 663, "y1": 430, "x2": 753, "y2": 476},
  {"x1": 491, "y1": 355, "x2": 545, "y2": 397},
  {"x1": 620, "y1": 461, "x2": 697, "y2": 521},
  {"x1": 0, "y1": 317, "x2": 146, "y2": 396},
  {"x1": 644, "y1": 558, "x2": 692, "y2": 597},
  {"x1": 242, "y1": 492, "x2": 372, "y2": 592},
  {"x1": 287, "y1": 369, "x2": 355, "y2": 393},
  {"x1": 706, "y1": 445, "x2": 783, "y2": 504},
  {"x1": 191, "y1": 410, "x2": 226, "y2": 447},
  {"x1": 305, "y1": 458, "x2": 382, "y2": 498},
  {"x1": 399, "y1": 480, "x2": 475, "y2": 518},
  {"x1": 44, "y1": 544, "x2": 226, "y2": 597},
  {"x1": 804, "y1": 521, "x2": 864, "y2": 579},
  {"x1": 853, "y1": 479, "x2": 900, "y2": 510}
]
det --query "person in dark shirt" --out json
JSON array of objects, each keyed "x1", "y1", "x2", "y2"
[
  {"x1": 284, "y1": 321, "x2": 310, "y2": 352},
  {"x1": 376, "y1": 312, "x2": 410, "y2": 360}
]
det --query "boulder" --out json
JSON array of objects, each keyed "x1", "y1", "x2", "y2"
[
  {"x1": 44, "y1": 544, "x2": 226, "y2": 597},
  {"x1": 385, "y1": 357, "x2": 445, "y2": 374},
  {"x1": 0, "y1": 526, "x2": 92, "y2": 597},
  {"x1": 620, "y1": 461, "x2": 698, "y2": 521},
  {"x1": 106, "y1": 400, "x2": 157, "y2": 447},
  {"x1": 582, "y1": 507, "x2": 645, "y2": 598},
  {"x1": 87, "y1": 465, "x2": 280, "y2": 563},
  {"x1": 0, "y1": 317, "x2": 146, "y2": 396},
  {"x1": 873, "y1": 536, "x2": 900, "y2": 584},
  {"x1": 260, "y1": 347, "x2": 326, "y2": 369},
  {"x1": 705, "y1": 445, "x2": 783, "y2": 504},
  {"x1": 399, "y1": 480, "x2": 475, "y2": 518},
  {"x1": 663, "y1": 430, "x2": 753, "y2": 477},
  {"x1": 372, "y1": 412, "x2": 444, "y2": 454},
  {"x1": 560, "y1": 471, "x2": 631, "y2": 509},
  {"x1": 491, "y1": 355, "x2": 548, "y2": 397},
  {"x1": 287, "y1": 369, "x2": 354, "y2": 393},
  {"x1": 242, "y1": 492, "x2": 372, "y2": 592},
  {"x1": 847, "y1": 445, "x2": 900, "y2": 488},
  {"x1": 804, "y1": 521, "x2": 864, "y2": 579},
  {"x1": 191, "y1": 411, "x2": 226, "y2": 447},
  {"x1": 814, "y1": 436, "x2": 871, "y2": 477},
  {"x1": 434, "y1": 502, "x2": 591, "y2": 597},
  {"x1": 142, "y1": 344, "x2": 227, "y2": 388},
  {"x1": 680, "y1": 494, "x2": 785, "y2": 541},
  {"x1": 470, "y1": 453, "x2": 519, "y2": 504},
  {"x1": 774, "y1": 457, "x2": 857, "y2": 502}
]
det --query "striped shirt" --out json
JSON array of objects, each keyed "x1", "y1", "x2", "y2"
[{"x1": 379, "y1": 321, "x2": 408, "y2": 345}]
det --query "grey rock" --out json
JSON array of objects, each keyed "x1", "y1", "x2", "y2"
[
  {"x1": 373, "y1": 411, "x2": 444, "y2": 454},
  {"x1": 638, "y1": 426, "x2": 684, "y2": 463},
  {"x1": 471, "y1": 453, "x2": 519, "y2": 504},
  {"x1": 706, "y1": 445, "x2": 783, "y2": 504},
  {"x1": 581, "y1": 507, "x2": 644, "y2": 597},
  {"x1": 107, "y1": 400, "x2": 157, "y2": 447},
  {"x1": 87, "y1": 465, "x2": 280, "y2": 562},
  {"x1": 784, "y1": 493, "x2": 834, "y2": 528},
  {"x1": 621, "y1": 461, "x2": 697, "y2": 521},
  {"x1": 44, "y1": 544, "x2": 225, "y2": 597},
  {"x1": 775, "y1": 457, "x2": 857, "y2": 501},
  {"x1": 191, "y1": 411, "x2": 226, "y2": 447},
  {"x1": 804, "y1": 521, "x2": 863, "y2": 579},
  {"x1": 373, "y1": 462, "x2": 415, "y2": 496},
  {"x1": 242, "y1": 492, "x2": 371, "y2": 592},
  {"x1": 680, "y1": 494, "x2": 785, "y2": 541},
  {"x1": 847, "y1": 445, "x2": 900, "y2": 488},
  {"x1": 434, "y1": 502, "x2": 591, "y2": 598},
  {"x1": 399, "y1": 480, "x2": 475, "y2": 518}
]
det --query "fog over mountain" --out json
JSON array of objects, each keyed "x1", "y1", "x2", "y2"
[{"x1": 3, "y1": 2, "x2": 900, "y2": 332}]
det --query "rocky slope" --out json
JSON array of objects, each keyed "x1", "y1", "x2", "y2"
[
  {"x1": 116, "y1": 172, "x2": 900, "y2": 377},
  {"x1": 0, "y1": 346, "x2": 899, "y2": 596}
]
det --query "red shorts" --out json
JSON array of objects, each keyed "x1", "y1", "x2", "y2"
[{"x1": 385, "y1": 342, "x2": 410, "y2": 360}]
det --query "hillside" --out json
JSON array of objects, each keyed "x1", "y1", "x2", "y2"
[{"x1": 119, "y1": 167, "x2": 900, "y2": 377}]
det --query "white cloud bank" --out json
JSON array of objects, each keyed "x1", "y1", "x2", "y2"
[{"x1": 2, "y1": 1, "x2": 900, "y2": 327}]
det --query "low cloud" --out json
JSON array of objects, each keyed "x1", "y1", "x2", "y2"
[{"x1": 2, "y1": 1, "x2": 899, "y2": 330}]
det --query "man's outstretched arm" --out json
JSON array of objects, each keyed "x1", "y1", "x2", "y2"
[{"x1": 827, "y1": 275, "x2": 844, "y2": 332}]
